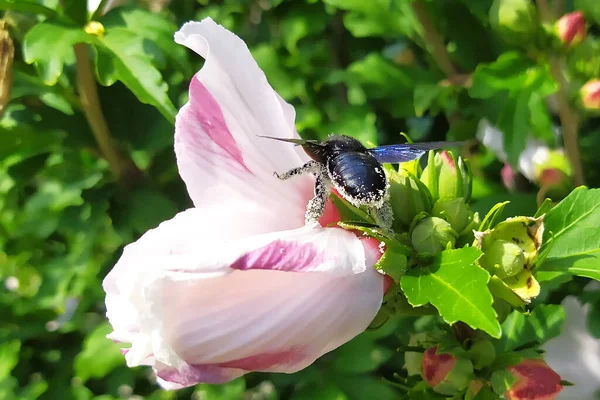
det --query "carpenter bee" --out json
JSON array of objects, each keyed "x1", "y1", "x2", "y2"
[{"x1": 261, "y1": 134, "x2": 463, "y2": 232}]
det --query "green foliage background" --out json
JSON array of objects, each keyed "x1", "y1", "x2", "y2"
[{"x1": 2, "y1": 0, "x2": 600, "y2": 399}]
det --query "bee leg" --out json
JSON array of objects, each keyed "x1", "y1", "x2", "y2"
[
  {"x1": 274, "y1": 160, "x2": 320, "y2": 180},
  {"x1": 372, "y1": 200, "x2": 394, "y2": 235},
  {"x1": 305, "y1": 169, "x2": 331, "y2": 225}
]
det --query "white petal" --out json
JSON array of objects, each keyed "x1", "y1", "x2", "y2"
[
  {"x1": 104, "y1": 211, "x2": 384, "y2": 388},
  {"x1": 173, "y1": 18, "x2": 314, "y2": 230},
  {"x1": 543, "y1": 296, "x2": 600, "y2": 399}
]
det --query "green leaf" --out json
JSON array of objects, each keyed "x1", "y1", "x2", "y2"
[
  {"x1": 323, "y1": 0, "x2": 419, "y2": 39},
  {"x1": 93, "y1": 28, "x2": 177, "y2": 124},
  {"x1": 414, "y1": 83, "x2": 442, "y2": 117},
  {"x1": 0, "y1": 340, "x2": 20, "y2": 378},
  {"x1": 540, "y1": 187, "x2": 600, "y2": 280},
  {"x1": 400, "y1": 248, "x2": 502, "y2": 337},
  {"x1": 291, "y1": 384, "x2": 348, "y2": 400},
  {"x1": 23, "y1": 23, "x2": 91, "y2": 85},
  {"x1": 575, "y1": 0, "x2": 600, "y2": 25},
  {"x1": 0, "y1": 0, "x2": 57, "y2": 17},
  {"x1": 100, "y1": 7, "x2": 191, "y2": 74},
  {"x1": 330, "y1": 334, "x2": 393, "y2": 374},
  {"x1": 497, "y1": 305, "x2": 565, "y2": 352},
  {"x1": 74, "y1": 322, "x2": 124, "y2": 382},
  {"x1": 469, "y1": 52, "x2": 532, "y2": 99},
  {"x1": 61, "y1": 0, "x2": 87, "y2": 25},
  {"x1": 490, "y1": 368, "x2": 517, "y2": 396},
  {"x1": 194, "y1": 379, "x2": 246, "y2": 400}
]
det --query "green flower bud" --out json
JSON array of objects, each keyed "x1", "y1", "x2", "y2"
[
  {"x1": 411, "y1": 217, "x2": 457, "y2": 255},
  {"x1": 475, "y1": 216, "x2": 544, "y2": 270},
  {"x1": 478, "y1": 239, "x2": 526, "y2": 278},
  {"x1": 420, "y1": 151, "x2": 471, "y2": 202},
  {"x1": 468, "y1": 339, "x2": 496, "y2": 369},
  {"x1": 404, "y1": 333, "x2": 431, "y2": 376},
  {"x1": 422, "y1": 346, "x2": 474, "y2": 396},
  {"x1": 432, "y1": 198, "x2": 471, "y2": 234},
  {"x1": 489, "y1": 0, "x2": 538, "y2": 45},
  {"x1": 465, "y1": 380, "x2": 488, "y2": 400},
  {"x1": 388, "y1": 168, "x2": 432, "y2": 228}
]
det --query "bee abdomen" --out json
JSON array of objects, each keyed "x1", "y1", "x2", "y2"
[{"x1": 328, "y1": 151, "x2": 387, "y2": 206}]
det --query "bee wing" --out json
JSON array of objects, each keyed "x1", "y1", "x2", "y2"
[
  {"x1": 258, "y1": 135, "x2": 324, "y2": 147},
  {"x1": 367, "y1": 141, "x2": 464, "y2": 164}
]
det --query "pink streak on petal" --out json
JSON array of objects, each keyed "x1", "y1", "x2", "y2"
[
  {"x1": 184, "y1": 77, "x2": 251, "y2": 174},
  {"x1": 157, "y1": 363, "x2": 239, "y2": 386},
  {"x1": 216, "y1": 347, "x2": 305, "y2": 370},
  {"x1": 156, "y1": 349, "x2": 304, "y2": 386},
  {"x1": 230, "y1": 240, "x2": 323, "y2": 272}
]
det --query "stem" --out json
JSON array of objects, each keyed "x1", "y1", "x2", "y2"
[
  {"x1": 549, "y1": 61, "x2": 584, "y2": 186},
  {"x1": 411, "y1": 0, "x2": 457, "y2": 78},
  {"x1": 74, "y1": 43, "x2": 140, "y2": 186},
  {"x1": 536, "y1": 0, "x2": 585, "y2": 186}
]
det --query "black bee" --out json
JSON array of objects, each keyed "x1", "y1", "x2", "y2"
[{"x1": 261, "y1": 134, "x2": 462, "y2": 232}]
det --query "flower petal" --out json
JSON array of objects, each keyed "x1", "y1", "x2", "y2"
[
  {"x1": 174, "y1": 18, "x2": 314, "y2": 230},
  {"x1": 543, "y1": 294, "x2": 600, "y2": 399},
  {"x1": 104, "y1": 210, "x2": 384, "y2": 388}
]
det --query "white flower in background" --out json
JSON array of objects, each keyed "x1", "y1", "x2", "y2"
[
  {"x1": 102, "y1": 18, "x2": 385, "y2": 390},
  {"x1": 543, "y1": 289, "x2": 600, "y2": 400},
  {"x1": 476, "y1": 119, "x2": 567, "y2": 183}
]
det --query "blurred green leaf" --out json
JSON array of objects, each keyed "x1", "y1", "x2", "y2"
[
  {"x1": 74, "y1": 322, "x2": 124, "y2": 382},
  {"x1": 401, "y1": 247, "x2": 502, "y2": 337},
  {"x1": 0, "y1": 0, "x2": 57, "y2": 16},
  {"x1": 0, "y1": 340, "x2": 20, "y2": 378},
  {"x1": 100, "y1": 7, "x2": 191, "y2": 74},
  {"x1": 575, "y1": 0, "x2": 600, "y2": 25},
  {"x1": 93, "y1": 28, "x2": 177, "y2": 124},
  {"x1": 323, "y1": 0, "x2": 418, "y2": 38},
  {"x1": 497, "y1": 305, "x2": 565, "y2": 352},
  {"x1": 331, "y1": 334, "x2": 394, "y2": 374},
  {"x1": 291, "y1": 384, "x2": 348, "y2": 400},
  {"x1": 541, "y1": 187, "x2": 600, "y2": 280},
  {"x1": 23, "y1": 23, "x2": 91, "y2": 85},
  {"x1": 193, "y1": 378, "x2": 246, "y2": 400}
]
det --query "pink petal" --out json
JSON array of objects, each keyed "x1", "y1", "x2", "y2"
[
  {"x1": 174, "y1": 18, "x2": 314, "y2": 230},
  {"x1": 103, "y1": 211, "x2": 384, "y2": 388}
]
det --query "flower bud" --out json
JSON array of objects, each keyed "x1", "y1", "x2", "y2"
[
  {"x1": 556, "y1": 11, "x2": 586, "y2": 47},
  {"x1": 411, "y1": 217, "x2": 457, "y2": 255},
  {"x1": 422, "y1": 346, "x2": 474, "y2": 396},
  {"x1": 84, "y1": 21, "x2": 105, "y2": 37},
  {"x1": 501, "y1": 164, "x2": 516, "y2": 191},
  {"x1": 420, "y1": 151, "x2": 471, "y2": 202},
  {"x1": 432, "y1": 198, "x2": 471, "y2": 234},
  {"x1": 388, "y1": 168, "x2": 432, "y2": 228},
  {"x1": 404, "y1": 333, "x2": 431, "y2": 376},
  {"x1": 468, "y1": 339, "x2": 496, "y2": 369},
  {"x1": 478, "y1": 239, "x2": 526, "y2": 278},
  {"x1": 475, "y1": 216, "x2": 544, "y2": 272},
  {"x1": 489, "y1": 0, "x2": 538, "y2": 45},
  {"x1": 505, "y1": 359, "x2": 563, "y2": 400},
  {"x1": 465, "y1": 379, "x2": 487, "y2": 400},
  {"x1": 581, "y1": 80, "x2": 600, "y2": 110}
]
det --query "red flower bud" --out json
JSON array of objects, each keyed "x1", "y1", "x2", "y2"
[
  {"x1": 505, "y1": 359, "x2": 563, "y2": 400},
  {"x1": 581, "y1": 80, "x2": 600, "y2": 110},
  {"x1": 556, "y1": 11, "x2": 586, "y2": 47},
  {"x1": 538, "y1": 168, "x2": 568, "y2": 188}
]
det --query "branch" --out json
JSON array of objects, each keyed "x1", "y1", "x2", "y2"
[
  {"x1": 74, "y1": 43, "x2": 140, "y2": 186},
  {"x1": 411, "y1": 0, "x2": 458, "y2": 79},
  {"x1": 536, "y1": 0, "x2": 585, "y2": 186}
]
